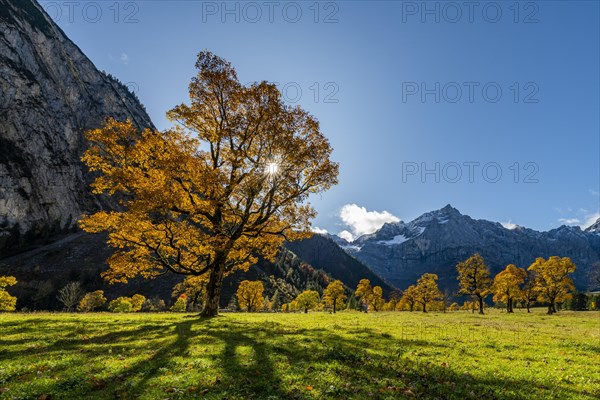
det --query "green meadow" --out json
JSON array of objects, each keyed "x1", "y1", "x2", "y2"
[{"x1": 0, "y1": 310, "x2": 598, "y2": 399}]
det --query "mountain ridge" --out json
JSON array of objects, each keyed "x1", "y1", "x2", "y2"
[{"x1": 329, "y1": 204, "x2": 600, "y2": 291}]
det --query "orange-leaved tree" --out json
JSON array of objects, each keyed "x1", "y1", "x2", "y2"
[
  {"x1": 414, "y1": 273, "x2": 442, "y2": 313},
  {"x1": 322, "y1": 280, "x2": 347, "y2": 313},
  {"x1": 355, "y1": 279, "x2": 373, "y2": 312},
  {"x1": 528, "y1": 256, "x2": 576, "y2": 314},
  {"x1": 79, "y1": 52, "x2": 338, "y2": 317},
  {"x1": 456, "y1": 253, "x2": 492, "y2": 314},
  {"x1": 491, "y1": 264, "x2": 527, "y2": 313}
]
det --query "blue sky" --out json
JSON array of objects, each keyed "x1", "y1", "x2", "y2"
[{"x1": 42, "y1": 0, "x2": 600, "y2": 238}]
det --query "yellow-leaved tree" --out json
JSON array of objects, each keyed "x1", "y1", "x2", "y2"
[
  {"x1": 528, "y1": 256, "x2": 576, "y2": 314},
  {"x1": 414, "y1": 273, "x2": 442, "y2": 313},
  {"x1": 491, "y1": 264, "x2": 526, "y2": 313},
  {"x1": 79, "y1": 52, "x2": 338, "y2": 316},
  {"x1": 370, "y1": 286, "x2": 385, "y2": 311},
  {"x1": 294, "y1": 290, "x2": 320, "y2": 313},
  {"x1": 398, "y1": 285, "x2": 418, "y2": 312},
  {"x1": 322, "y1": 280, "x2": 347, "y2": 313},
  {"x1": 77, "y1": 290, "x2": 107, "y2": 312},
  {"x1": 236, "y1": 280, "x2": 264, "y2": 312},
  {"x1": 0, "y1": 276, "x2": 17, "y2": 312},
  {"x1": 355, "y1": 279, "x2": 373, "y2": 312},
  {"x1": 456, "y1": 253, "x2": 492, "y2": 314},
  {"x1": 172, "y1": 275, "x2": 209, "y2": 311}
]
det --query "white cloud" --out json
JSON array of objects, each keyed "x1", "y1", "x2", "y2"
[
  {"x1": 311, "y1": 226, "x2": 328, "y2": 235},
  {"x1": 583, "y1": 212, "x2": 600, "y2": 229},
  {"x1": 110, "y1": 52, "x2": 129, "y2": 65},
  {"x1": 501, "y1": 220, "x2": 518, "y2": 230},
  {"x1": 339, "y1": 230, "x2": 355, "y2": 242},
  {"x1": 590, "y1": 189, "x2": 599, "y2": 196},
  {"x1": 338, "y1": 204, "x2": 400, "y2": 241},
  {"x1": 558, "y1": 218, "x2": 581, "y2": 225}
]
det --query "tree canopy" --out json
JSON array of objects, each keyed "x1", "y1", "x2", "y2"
[{"x1": 80, "y1": 51, "x2": 338, "y2": 316}]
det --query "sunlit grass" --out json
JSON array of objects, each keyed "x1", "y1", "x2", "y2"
[{"x1": 0, "y1": 309, "x2": 598, "y2": 399}]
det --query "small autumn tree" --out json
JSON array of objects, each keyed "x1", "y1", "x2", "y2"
[
  {"x1": 492, "y1": 264, "x2": 526, "y2": 313},
  {"x1": 398, "y1": 285, "x2": 418, "y2": 312},
  {"x1": 528, "y1": 256, "x2": 576, "y2": 314},
  {"x1": 294, "y1": 290, "x2": 320, "y2": 313},
  {"x1": 0, "y1": 276, "x2": 18, "y2": 312},
  {"x1": 521, "y1": 270, "x2": 538, "y2": 313},
  {"x1": 322, "y1": 280, "x2": 347, "y2": 313},
  {"x1": 108, "y1": 297, "x2": 133, "y2": 313},
  {"x1": 171, "y1": 294, "x2": 188, "y2": 312},
  {"x1": 236, "y1": 280, "x2": 265, "y2": 312},
  {"x1": 77, "y1": 290, "x2": 107, "y2": 312},
  {"x1": 355, "y1": 279, "x2": 373, "y2": 312},
  {"x1": 130, "y1": 294, "x2": 146, "y2": 312},
  {"x1": 172, "y1": 275, "x2": 208, "y2": 311},
  {"x1": 370, "y1": 286, "x2": 385, "y2": 311},
  {"x1": 383, "y1": 298, "x2": 397, "y2": 311},
  {"x1": 57, "y1": 282, "x2": 84, "y2": 312},
  {"x1": 456, "y1": 253, "x2": 492, "y2": 314},
  {"x1": 414, "y1": 273, "x2": 442, "y2": 313},
  {"x1": 79, "y1": 51, "x2": 339, "y2": 317}
]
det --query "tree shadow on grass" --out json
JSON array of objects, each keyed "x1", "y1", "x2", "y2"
[{"x1": 1, "y1": 316, "x2": 597, "y2": 400}]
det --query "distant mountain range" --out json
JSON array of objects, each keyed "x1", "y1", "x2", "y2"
[{"x1": 327, "y1": 204, "x2": 600, "y2": 291}]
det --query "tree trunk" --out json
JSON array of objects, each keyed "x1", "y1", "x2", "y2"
[
  {"x1": 333, "y1": 299, "x2": 337, "y2": 314},
  {"x1": 526, "y1": 302, "x2": 531, "y2": 313},
  {"x1": 410, "y1": 303, "x2": 414, "y2": 312},
  {"x1": 547, "y1": 302, "x2": 556, "y2": 314},
  {"x1": 200, "y1": 265, "x2": 225, "y2": 317},
  {"x1": 478, "y1": 296, "x2": 484, "y2": 315},
  {"x1": 422, "y1": 303, "x2": 427, "y2": 313},
  {"x1": 304, "y1": 307, "x2": 308, "y2": 313},
  {"x1": 507, "y1": 297, "x2": 513, "y2": 313}
]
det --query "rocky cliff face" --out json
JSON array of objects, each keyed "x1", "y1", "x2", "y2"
[
  {"x1": 0, "y1": 0, "x2": 154, "y2": 252},
  {"x1": 336, "y1": 205, "x2": 600, "y2": 291}
]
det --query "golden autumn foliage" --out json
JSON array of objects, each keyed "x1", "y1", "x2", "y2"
[
  {"x1": 521, "y1": 270, "x2": 539, "y2": 313},
  {"x1": 491, "y1": 264, "x2": 527, "y2": 313},
  {"x1": 370, "y1": 286, "x2": 385, "y2": 311},
  {"x1": 79, "y1": 51, "x2": 338, "y2": 317},
  {"x1": 398, "y1": 285, "x2": 418, "y2": 312},
  {"x1": 236, "y1": 280, "x2": 265, "y2": 312},
  {"x1": 0, "y1": 276, "x2": 17, "y2": 312},
  {"x1": 322, "y1": 280, "x2": 347, "y2": 313},
  {"x1": 294, "y1": 290, "x2": 320, "y2": 313},
  {"x1": 414, "y1": 273, "x2": 442, "y2": 313},
  {"x1": 77, "y1": 290, "x2": 107, "y2": 312},
  {"x1": 172, "y1": 275, "x2": 209, "y2": 311},
  {"x1": 355, "y1": 279, "x2": 373, "y2": 311},
  {"x1": 130, "y1": 294, "x2": 146, "y2": 312},
  {"x1": 456, "y1": 253, "x2": 492, "y2": 314},
  {"x1": 528, "y1": 256, "x2": 576, "y2": 314}
]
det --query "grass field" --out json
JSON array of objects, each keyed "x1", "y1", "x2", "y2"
[{"x1": 0, "y1": 309, "x2": 598, "y2": 399}]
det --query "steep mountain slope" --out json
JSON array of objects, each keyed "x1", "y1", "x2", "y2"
[
  {"x1": 340, "y1": 205, "x2": 600, "y2": 291},
  {"x1": 285, "y1": 234, "x2": 394, "y2": 295},
  {"x1": 0, "y1": 0, "x2": 154, "y2": 252}
]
